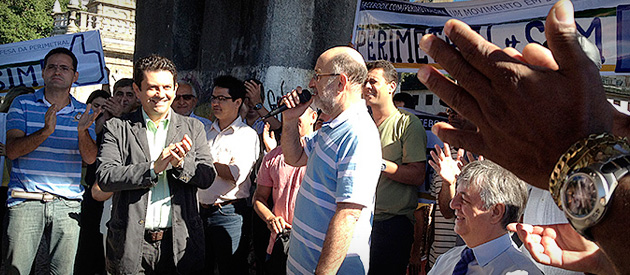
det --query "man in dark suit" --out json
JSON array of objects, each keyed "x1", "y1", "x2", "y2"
[{"x1": 96, "y1": 55, "x2": 215, "y2": 274}]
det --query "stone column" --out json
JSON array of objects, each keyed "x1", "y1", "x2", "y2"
[{"x1": 135, "y1": 0, "x2": 357, "y2": 104}]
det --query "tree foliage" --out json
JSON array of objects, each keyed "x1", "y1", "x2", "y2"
[{"x1": 0, "y1": 0, "x2": 69, "y2": 45}]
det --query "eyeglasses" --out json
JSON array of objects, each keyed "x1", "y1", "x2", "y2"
[
  {"x1": 175, "y1": 94, "x2": 195, "y2": 101},
  {"x1": 446, "y1": 108, "x2": 458, "y2": 116},
  {"x1": 312, "y1": 71, "x2": 340, "y2": 82},
  {"x1": 211, "y1": 95, "x2": 233, "y2": 102},
  {"x1": 45, "y1": 64, "x2": 74, "y2": 72}
]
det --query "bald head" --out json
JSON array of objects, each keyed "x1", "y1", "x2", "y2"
[
  {"x1": 310, "y1": 46, "x2": 368, "y2": 117},
  {"x1": 318, "y1": 46, "x2": 368, "y2": 88}
]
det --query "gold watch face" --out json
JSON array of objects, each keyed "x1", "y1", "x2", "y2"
[{"x1": 564, "y1": 173, "x2": 597, "y2": 217}]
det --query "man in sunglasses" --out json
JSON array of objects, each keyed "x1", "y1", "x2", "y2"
[{"x1": 173, "y1": 81, "x2": 212, "y2": 132}]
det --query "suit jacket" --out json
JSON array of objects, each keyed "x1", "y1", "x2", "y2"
[{"x1": 96, "y1": 109, "x2": 215, "y2": 275}]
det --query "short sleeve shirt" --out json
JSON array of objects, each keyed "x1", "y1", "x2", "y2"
[
  {"x1": 374, "y1": 109, "x2": 427, "y2": 221},
  {"x1": 287, "y1": 101, "x2": 382, "y2": 275},
  {"x1": 6, "y1": 88, "x2": 96, "y2": 206},
  {"x1": 257, "y1": 146, "x2": 306, "y2": 254}
]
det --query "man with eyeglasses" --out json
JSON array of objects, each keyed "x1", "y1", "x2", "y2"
[
  {"x1": 281, "y1": 46, "x2": 381, "y2": 274},
  {"x1": 199, "y1": 75, "x2": 260, "y2": 274},
  {"x1": 173, "y1": 81, "x2": 212, "y2": 132},
  {"x1": 2, "y1": 47, "x2": 99, "y2": 274}
]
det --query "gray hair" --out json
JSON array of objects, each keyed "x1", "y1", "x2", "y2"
[
  {"x1": 178, "y1": 81, "x2": 197, "y2": 97},
  {"x1": 330, "y1": 52, "x2": 367, "y2": 93},
  {"x1": 457, "y1": 160, "x2": 528, "y2": 228}
]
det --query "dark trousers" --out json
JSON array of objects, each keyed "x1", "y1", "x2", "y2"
[
  {"x1": 252, "y1": 211, "x2": 270, "y2": 275},
  {"x1": 75, "y1": 187, "x2": 106, "y2": 274},
  {"x1": 368, "y1": 215, "x2": 414, "y2": 275},
  {"x1": 201, "y1": 201, "x2": 248, "y2": 275},
  {"x1": 139, "y1": 229, "x2": 175, "y2": 275}
]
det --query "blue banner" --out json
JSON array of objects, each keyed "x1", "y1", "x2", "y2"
[{"x1": 0, "y1": 30, "x2": 107, "y2": 92}]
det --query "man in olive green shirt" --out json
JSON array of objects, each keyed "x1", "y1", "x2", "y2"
[{"x1": 363, "y1": 60, "x2": 427, "y2": 275}]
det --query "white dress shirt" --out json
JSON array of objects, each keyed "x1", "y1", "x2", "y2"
[{"x1": 198, "y1": 117, "x2": 260, "y2": 204}]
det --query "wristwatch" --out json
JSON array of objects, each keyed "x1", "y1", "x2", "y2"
[
  {"x1": 549, "y1": 133, "x2": 630, "y2": 207},
  {"x1": 561, "y1": 154, "x2": 630, "y2": 240},
  {"x1": 253, "y1": 103, "x2": 263, "y2": 111},
  {"x1": 549, "y1": 133, "x2": 630, "y2": 240}
]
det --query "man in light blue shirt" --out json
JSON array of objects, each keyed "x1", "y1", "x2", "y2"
[
  {"x1": 173, "y1": 81, "x2": 212, "y2": 132},
  {"x1": 281, "y1": 46, "x2": 382, "y2": 274},
  {"x1": 3, "y1": 47, "x2": 99, "y2": 274},
  {"x1": 428, "y1": 160, "x2": 542, "y2": 275}
]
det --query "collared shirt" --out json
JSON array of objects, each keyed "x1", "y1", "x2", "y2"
[
  {"x1": 257, "y1": 146, "x2": 306, "y2": 254},
  {"x1": 142, "y1": 109, "x2": 172, "y2": 229},
  {"x1": 287, "y1": 101, "x2": 382, "y2": 275},
  {"x1": 198, "y1": 117, "x2": 259, "y2": 204},
  {"x1": 429, "y1": 234, "x2": 543, "y2": 275},
  {"x1": 6, "y1": 88, "x2": 96, "y2": 206}
]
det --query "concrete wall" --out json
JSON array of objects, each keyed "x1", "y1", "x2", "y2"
[{"x1": 135, "y1": 0, "x2": 357, "y2": 109}]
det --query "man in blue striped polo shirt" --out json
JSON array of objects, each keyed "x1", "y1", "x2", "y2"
[
  {"x1": 281, "y1": 46, "x2": 382, "y2": 274},
  {"x1": 3, "y1": 47, "x2": 99, "y2": 274}
]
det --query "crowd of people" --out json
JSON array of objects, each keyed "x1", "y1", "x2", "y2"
[{"x1": 0, "y1": 0, "x2": 627, "y2": 274}]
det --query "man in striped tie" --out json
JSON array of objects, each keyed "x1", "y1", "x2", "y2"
[{"x1": 428, "y1": 160, "x2": 542, "y2": 274}]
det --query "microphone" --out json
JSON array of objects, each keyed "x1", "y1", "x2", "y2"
[{"x1": 263, "y1": 89, "x2": 312, "y2": 119}]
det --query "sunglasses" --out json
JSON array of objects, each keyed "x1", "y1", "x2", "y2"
[{"x1": 176, "y1": 94, "x2": 195, "y2": 101}]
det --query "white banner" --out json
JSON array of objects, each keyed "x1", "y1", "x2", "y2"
[
  {"x1": 0, "y1": 30, "x2": 108, "y2": 92},
  {"x1": 353, "y1": 0, "x2": 630, "y2": 74}
]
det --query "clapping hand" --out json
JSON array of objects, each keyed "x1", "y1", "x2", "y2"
[
  {"x1": 78, "y1": 103, "x2": 101, "y2": 132},
  {"x1": 103, "y1": 98, "x2": 124, "y2": 118},
  {"x1": 168, "y1": 134, "x2": 192, "y2": 168},
  {"x1": 42, "y1": 104, "x2": 58, "y2": 136},
  {"x1": 154, "y1": 134, "x2": 192, "y2": 173},
  {"x1": 416, "y1": 0, "x2": 612, "y2": 189}
]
